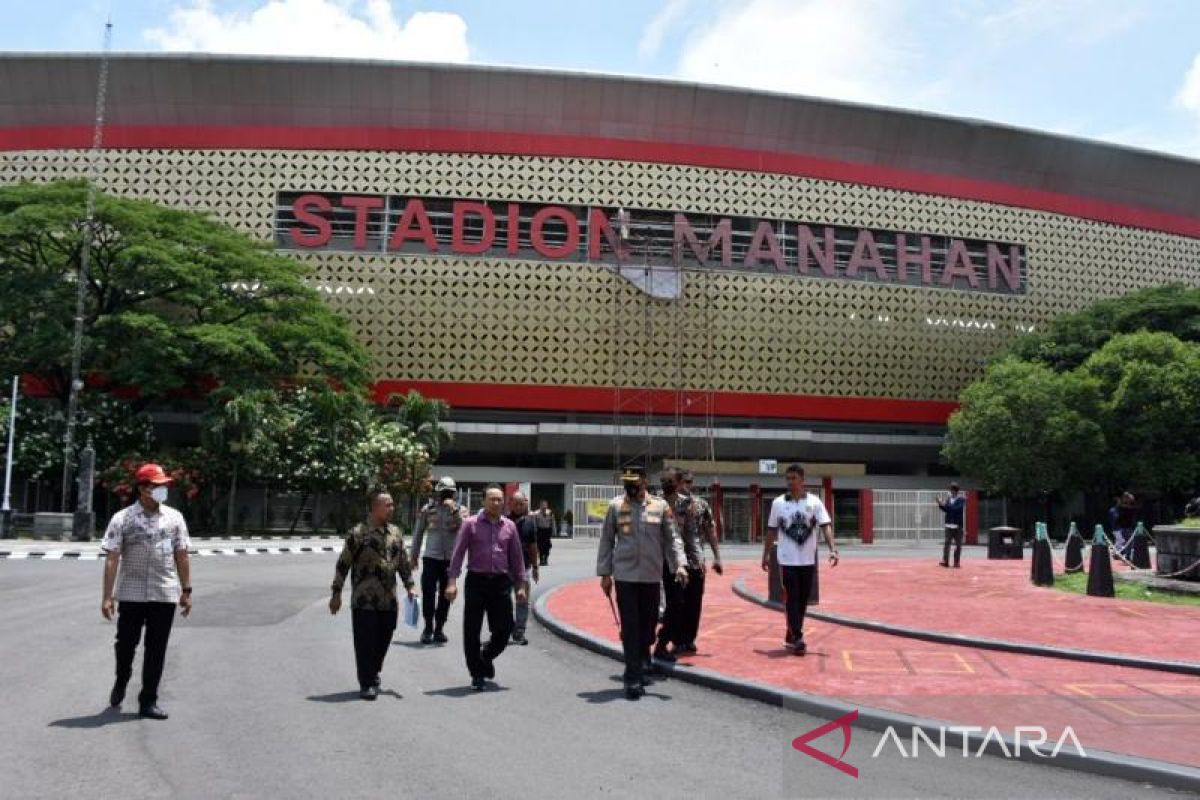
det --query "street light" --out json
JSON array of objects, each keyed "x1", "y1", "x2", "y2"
[{"x1": 1, "y1": 376, "x2": 17, "y2": 539}]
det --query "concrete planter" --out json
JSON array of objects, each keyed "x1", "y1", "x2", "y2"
[
  {"x1": 1155, "y1": 525, "x2": 1200, "y2": 581},
  {"x1": 33, "y1": 512, "x2": 74, "y2": 542}
]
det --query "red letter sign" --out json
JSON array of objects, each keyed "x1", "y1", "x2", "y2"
[
  {"x1": 452, "y1": 201, "x2": 496, "y2": 255},
  {"x1": 388, "y1": 198, "x2": 438, "y2": 252},
  {"x1": 530, "y1": 206, "x2": 580, "y2": 259},
  {"x1": 290, "y1": 194, "x2": 333, "y2": 248},
  {"x1": 341, "y1": 195, "x2": 384, "y2": 250}
]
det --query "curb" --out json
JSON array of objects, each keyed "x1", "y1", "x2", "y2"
[
  {"x1": 533, "y1": 583, "x2": 1200, "y2": 792},
  {"x1": 0, "y1": 546, "x2": 339, "y2": 561},
  {"x1": 732, "y1": 577, "x2": 1200, "y2": 677}
]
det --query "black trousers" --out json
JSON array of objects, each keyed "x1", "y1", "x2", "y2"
[
  {"x1": 114, "y1": 601, "x2": 176, "y2": 708},
  {"x1": 942, "y1": 525, "x2": 963, "y2": 566},
  {"x1": 420, "y1": 557, "x2": 451, "y2": 631},
  {"x1": 537, "y1": 531, "x2": 552, "y2": 564},
  {"x1": 616, "y1": 581, "x2": 659, "y2": 684},
  {"x1": 655, "y1": 562, "x2": 686, "y2": 650},
  {"x1": 780, "y1": 565, "x2": 815, "y2": 644},
  {"x1": 678, "y1": 567, "x2": 706, "y2": 647},
  {"x1": 463, "y1": 572, "x2": 513, "y2": 679},
  {"x1": 351, "y1": 607, "x2": 398, "y2": 689}
]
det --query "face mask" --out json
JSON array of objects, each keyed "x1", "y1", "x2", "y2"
[
  {"x1": 150, "y1": 486, "x2": 169, "y2": 504},
  {"x1": 624, "y1": 482, "x2": 640, "y2": 498}
]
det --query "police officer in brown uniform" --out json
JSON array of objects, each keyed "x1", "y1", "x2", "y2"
[
  {"x1": 329, "y1": 490, "x2": 415, "y2": 700},
  {"x1": 653, "y1": 467, "x2": 699, "y2": 662},
  {"x1": 597, "y1": 465, "x2": 687, "y2": 700}
]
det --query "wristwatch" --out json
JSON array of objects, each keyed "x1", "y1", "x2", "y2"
[{"x1": 181, "y1": 586, "x2": 193, "y2": 595}]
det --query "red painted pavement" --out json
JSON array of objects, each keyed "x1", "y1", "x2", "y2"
[
  {"x1": 545, "y1": 561, "x2": 1200, "y2": 769},
  {"x1": 742, "y1": 557, "x2": 1200, "y2": 664}
]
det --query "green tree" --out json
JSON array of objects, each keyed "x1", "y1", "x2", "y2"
[
  {"x1": 943, "y1": 357, "x2": 1105, "y2": 511},
  {"x1": 0, "y1": 180, "x2": 370, "y2": 406},
  {"x1": 1010, "y1": 284, "x2": 1200, "y2": 372},
  {"x1": 201, "y1": 388, "x2": 278, "y2": 535},
  {"x1": 1077, "y1": 332, "x2": 1200, "y2": 493},
  {"x1": 0, "y1": 389, "x2": 154, "y2": 481},
  {"x1": 388, "y1": 390, "x2": 451, "y2": 462}
]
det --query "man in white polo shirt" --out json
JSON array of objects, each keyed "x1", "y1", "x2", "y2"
[{"x1": 762, "y1": 463, "x2": 838, "y2": 656}]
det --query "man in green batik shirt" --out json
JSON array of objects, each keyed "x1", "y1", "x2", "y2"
[{"x1": 329, "y1": 490, "x2": 415, "y2": 700}]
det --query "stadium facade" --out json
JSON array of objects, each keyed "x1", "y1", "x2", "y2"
[{"x1": 2, "y1": 53, "x2": 1198, "y2": 541}]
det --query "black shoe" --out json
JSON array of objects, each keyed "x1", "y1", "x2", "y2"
[
  {"x1": 481, "y1": 649, "x2": 496, "y2": 680},
  {"x1": 678, "y1": 643, "x2": 698, "y2": 654},
  {"x1": 433, "y1": 630, "x2": 448, "y2": 644},
  {"x1": 360, "y1": 685, "x2": 378, "y2": 701},
  {"x1": 953, "y1": 563, "x2": 961, "y2": 569},
  {"x1": 109, "y1": 679, "x2": 127, "y2": 708},
  {"x1": 652, "y1": 647, "x2": 677, "y2": 663},
  {"x1": 938, "y1": 561, "x2": 949, "y2": 568},
  {"x1": 420, "y1": 627, "x2": 434, "y2": 645},
  {"x1": 372, "y1": 675, "x2": 381, "y2": 689},
  {"x1": 644, "y1": 660, "x2": 666, "y2": 677},
  {"x1": 624, "y1": 683, "x2": 644, "y2": 700},
  {"x1": 512, "y1": 632, "x2": 528, "y2": 646},
  {"x1": 471, "y1": 677, "x2": 486, "y2": 691},
  {"x1": 138, "y1": 705, "x2": 169, "y2": 720},
  {"x1": 794, "y1": 640, "x2": 808, "y2": 656},
  {"x1": 639, "y1": 673, "x2": 656, "y2": 687}
]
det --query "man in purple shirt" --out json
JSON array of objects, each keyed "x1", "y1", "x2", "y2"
[{"x1": 445, "y1": 485, "x2": 529, "y2": 690}]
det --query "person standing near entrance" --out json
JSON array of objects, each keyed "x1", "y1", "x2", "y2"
[
  {"x1": 676, "y1": 469, "x2": 723, "y2": 654},
  {"x1": 653, "y1": 467, "x2": 699, "y2": 662},
  {"x1": 762, "y1": 464, "x2": 838, "y2": 656},
  {"x1": 937, "y1": 482, "x2": 966, "y2": 568},
  {"x1": 410, "y1": 476, "x2": 467, "y2": 644},
  {"x1": 329, "y1": 490, "x2": 415, "y2": 700},
  {"x1": 534, "y1": 500, "x2": 555, "y2": 565},
  {"x1": 507, "y1": 491, "x2": 540, "y2": 645},
  {"x1": 445, "y1": 485, "x2": 528, "y2": 690},
  {"x1": 100, "y1": 463, "x2": 192, "y2": 720},
  {"x1": 597, "y1": 465, "x2": 688, "y2": 700}
]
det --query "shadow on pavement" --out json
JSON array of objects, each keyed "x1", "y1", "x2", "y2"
[
  {"x1": 424, "y1": 684, "x2": 510, "y2": 698},
  {"x1": 49, "y1": 707, "x2": 140, "y2": 728},
  {"x1": 306, "y1": 691, "x2": 366, "y2": 703},
  {"x1": 577, "y1": 688, "x2": 671, "y2": 704}
]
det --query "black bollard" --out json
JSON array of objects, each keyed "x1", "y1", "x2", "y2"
[
  {"x1": 1129, "y1": 523, "x2": 1152, "y2": 569},
  {"x1": 1031, "y1": 539, "x2": 1055, "y2": 586},
  {"x1": 1031, "y1": 522, "x2": 1054, "y2": 586},
  {"x1": 1086, "y1": 542, "x2": 1116, "y2": 597},
  {"x1": 1064, "y1": 534, "x2": 1084, "y2": 573}
]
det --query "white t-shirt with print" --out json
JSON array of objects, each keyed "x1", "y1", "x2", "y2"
[{"x1": 768, "y1": 492, "x2": 831, "y2": 566}]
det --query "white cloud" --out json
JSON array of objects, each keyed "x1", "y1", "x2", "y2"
[
  {"x1": 978, "y1": 0, "x2": 1143, "y2": 47},
  {"x1": 1175, "y1": 52, "x2": 1200, "y2": 115},
  {"x1": 144, "y1": 0, "x2": 470, "y2": 62},
  {"x1": 639, "y1": 0, "x2": 689, "y2": 61},
  {"x1": 674, "y1": 0, "x2": 916, "y2": 105}
]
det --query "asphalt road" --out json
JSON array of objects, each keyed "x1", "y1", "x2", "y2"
[{"x1": 0, "y1": 540, "x2": 1184, "y2": 800}]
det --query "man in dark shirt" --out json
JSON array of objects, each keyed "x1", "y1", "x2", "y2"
[
  {"x1": 937, "y1": 483, "x2": 966, "y2": 569},
  {"x1": 329, "y1": 490, "x2": 415, "y2": 700},
  {"x1": 446, "y1": 485, "x2": 528, "y2": 690},
  {"x1": 507, "y1": 491, "x2": 540, "y2": 645}
]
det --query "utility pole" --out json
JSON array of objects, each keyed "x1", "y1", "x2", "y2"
[
  {"x1": 60, "y1": 19, "x2": 113, "y2": 511},
  {"x1": 1, "y1": 376, "x2": 17, "y2": 539}
]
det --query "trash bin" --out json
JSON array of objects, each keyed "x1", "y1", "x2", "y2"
[{"x1": 988, "y1": 526, "x2": 1023, "y2": 559}]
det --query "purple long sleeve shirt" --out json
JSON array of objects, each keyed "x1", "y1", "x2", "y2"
[{"x1": 448, "y1": 512, "x2": 526, "y2": 585}]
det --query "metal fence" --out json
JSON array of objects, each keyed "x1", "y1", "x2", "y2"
[
  {"x1": 872, "y1": 490, "x2": 950, "y2": 543},
  {"x1": 572, "y1": 484, "x2": 620, "y2": 538}
]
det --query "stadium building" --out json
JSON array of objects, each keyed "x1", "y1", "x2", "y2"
[{"x1": 2, "y1": 53, "x2": 1198, "y2": 541}]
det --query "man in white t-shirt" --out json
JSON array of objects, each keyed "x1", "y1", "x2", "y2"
[{"x1": 762, "y1": 463, "x2": 839, "y2": 655}]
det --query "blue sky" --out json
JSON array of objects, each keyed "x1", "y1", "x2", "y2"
[{"x1": 4, "y1": 0, "x2": 1199, "y2": 160}]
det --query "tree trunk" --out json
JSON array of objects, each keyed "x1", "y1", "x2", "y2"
[
  {"x1": 288, "y1": 492, "x2": 308, "y2": 536},
  {"x1": 225, "y1": 461, "x2": 238, "y2": 537}
]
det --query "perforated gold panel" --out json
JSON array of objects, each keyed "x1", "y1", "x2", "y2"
[{"x1": 2, "y1": 148, "x2": 1197, "y2": 401}]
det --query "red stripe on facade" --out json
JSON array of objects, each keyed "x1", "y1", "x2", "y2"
[
  {"x1": 1, "y1": 125, "x2": 1198, "y2": 240},
  {"x1": 372, "y1": 380, "x2": 958, "y2": 425}
]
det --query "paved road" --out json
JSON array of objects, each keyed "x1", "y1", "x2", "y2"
[{"x1": 0, "y1": 540, "x2": 1180, "y2": 799}]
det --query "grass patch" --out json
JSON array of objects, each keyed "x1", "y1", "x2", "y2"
[
  {"x1": 1175, "y1": 517, "x2": 1200, "y2": 529},
  {"x1": 1052, "y1": 570, "x2": 1200, "y2": 607}
]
